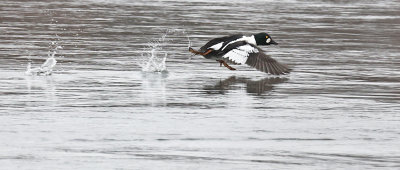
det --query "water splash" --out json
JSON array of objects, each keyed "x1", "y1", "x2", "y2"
[
  {"x1": 139, "y1": 28, "x2": 192, "y2": 73},
  {"x1": 25, "y1": 43, "x2": 61, "y2": 76}
]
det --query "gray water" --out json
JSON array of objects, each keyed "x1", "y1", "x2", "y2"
[{"x1": 1, "y1": 0, "x2": 400, "y2": 169}]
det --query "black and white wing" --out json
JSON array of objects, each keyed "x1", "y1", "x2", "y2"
[
  {"x1": 221, "y1": 41, "x2": 290, "y2": 75},
  {"x1": 245, "y1": 49, "x2": 291, "y2": 75}
]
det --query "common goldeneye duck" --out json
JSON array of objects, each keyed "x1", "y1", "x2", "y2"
[{"x1": 189, "y1": 32, "x2": 290, "y2": 75}]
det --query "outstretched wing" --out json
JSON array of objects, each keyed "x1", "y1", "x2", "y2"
[
  {"x1": 245, "y1": 49, "x2": 290, "y2": 75},
  {"x1": 221, "y1": 42, "x2": 290, "y2": 75},
  {"x1": 221, "y1": 42, "x2": 258, "y2": 64}
]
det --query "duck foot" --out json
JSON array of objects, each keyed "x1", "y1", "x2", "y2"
[
  {"x1": 217, "y1": 60, "x2": 236, "y2": 70},
  {"x1": 189, "y1": 47, "x2": 213, "y2": 56}
]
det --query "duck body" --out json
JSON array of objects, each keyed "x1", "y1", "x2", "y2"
[
  {"x1": 189, "y1": 32, "x2": 290, "y2": 75},
  {"x1": 199, "y1": 34, "x2": 245, "y2": 60}
]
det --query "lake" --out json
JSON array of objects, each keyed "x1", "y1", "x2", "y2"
[{"x1": 0, "y1": 0, "x2": 399, "y2": 169}]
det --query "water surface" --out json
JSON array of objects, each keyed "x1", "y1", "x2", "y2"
[{"x1": 1, "y1": 0, "x2": 400, "y2": 169}]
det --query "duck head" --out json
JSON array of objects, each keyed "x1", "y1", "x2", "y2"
[{"x1": 254, "y1": 32, "x2": 278, "y2": 46}]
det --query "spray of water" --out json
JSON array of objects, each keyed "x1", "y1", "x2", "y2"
[
  {"x1": 139, "y1": 28, "x2": 192, "y2": 73},
  {"x1": 25, "y1": 43, "x2": 62, "y2": 76}
]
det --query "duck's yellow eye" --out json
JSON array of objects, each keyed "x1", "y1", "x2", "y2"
[{"x1": 266, "y1": 36, "x2": 269, "y2": 39}]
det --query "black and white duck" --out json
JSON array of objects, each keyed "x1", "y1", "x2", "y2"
[{"x1": 189, "y1": 32, "x2": 290, "y2": 75}]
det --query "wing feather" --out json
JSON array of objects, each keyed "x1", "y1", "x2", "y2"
[
  {"x1": 222, "y1": 42, "x2": 259, "y2": 65},
  {"x1": 268, "y1": 62, "x2": 277, "y2": 75},
  {"x1": 272, "y1": 62, "x2": 281, "y2": 75},
  {"x1": 245, "y1": 45, "x2": 290, "y2": 75},
  {"x1": 219, "y1": 41, "x2": 290, "y2": 75}
]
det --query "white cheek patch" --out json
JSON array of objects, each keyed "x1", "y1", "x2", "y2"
[{"x1": 266, "y1": 38, "x2": 271, "y2": 43}]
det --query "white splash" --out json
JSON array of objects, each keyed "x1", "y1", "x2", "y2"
[
  {"x1": 25, "y1": 45, "x2": 61, "y2": 76},
  {"x1": 138, "y1": 28, "x2": 192, "y2": 73},
  {"x1": 140, "y1": 48, "x2": 167, "y2": 73}
]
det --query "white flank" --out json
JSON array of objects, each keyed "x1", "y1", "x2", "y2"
[
  {"x1": 209, "y1": 42, "x2": 223, "y2": 50},
  {"x1": 244, "y1": 35, "x2": 257, "y2": 45},
  {"x1": 237, "y1": 44, "x2": 259, "y2": 53},
  {"x1": 221, "y1": 35, "x2": 257, "y2": 51}
]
